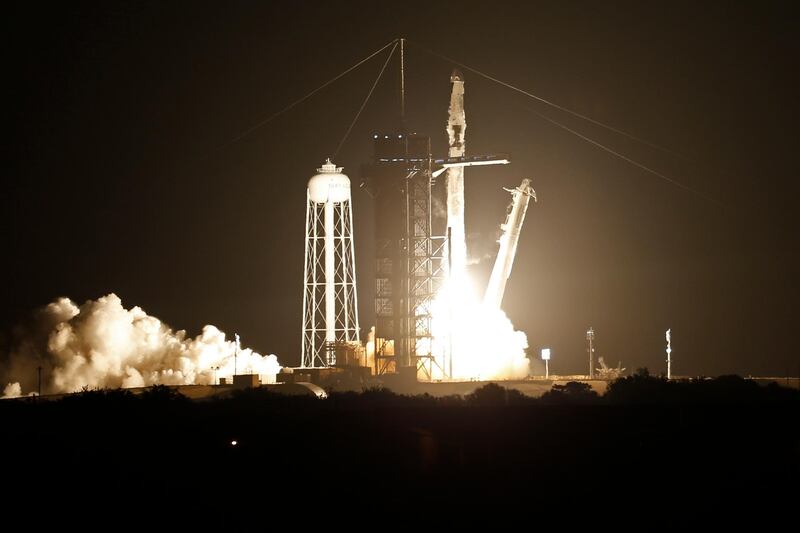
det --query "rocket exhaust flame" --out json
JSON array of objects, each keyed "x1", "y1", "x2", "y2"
[
  {"x1": 1, "y1": 294, "x2": 281, "y2": 397},
  {"x1": 428, "y1": 274, "x2": 530, "y2": 381}
]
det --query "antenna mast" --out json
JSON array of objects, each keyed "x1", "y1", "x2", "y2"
[
  {"x1": 400, "y1": 38, "x2": 405, "y2": 120},
  {"x1": 666, "y1": 329, "x2": 672, "y2": 380},
  {"x1": 587, "y1": 327, "x2": 595, "y2": 379}
]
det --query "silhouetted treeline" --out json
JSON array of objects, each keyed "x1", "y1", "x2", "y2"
[{"x1": 1, "y1": 375, "x2": 796, "y2": 525}]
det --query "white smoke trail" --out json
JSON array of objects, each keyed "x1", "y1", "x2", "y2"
[{"x1": 1, "y1": 294, "x2": 281, "y2": 396}]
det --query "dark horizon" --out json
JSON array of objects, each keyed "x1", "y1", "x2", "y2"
[
  {"x1": 2, "y1": 377, "x2": 798, "y2": 523},
  {"x1": 2, "y1": 1, "x2": 797, "y2": 378}
]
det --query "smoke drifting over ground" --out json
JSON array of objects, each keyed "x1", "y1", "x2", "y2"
[
  {"x1": 3, "y1": 382, "x2": 21, "y2": 398},
  {"x1": 1, "y1": 294, "x2": 281, "y2": 397}
]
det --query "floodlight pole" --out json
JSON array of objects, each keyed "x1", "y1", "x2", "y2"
[{"x1": 541, "y1": 348, "x2": 551, "y2": 380}]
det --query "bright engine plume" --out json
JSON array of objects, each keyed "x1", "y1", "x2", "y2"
[
  {"x1": 431, "y1": 275, "x2": 530, "y2": 381},
  {"x1": 1, "y1": 294, "x2": 281, "y2": 397}
]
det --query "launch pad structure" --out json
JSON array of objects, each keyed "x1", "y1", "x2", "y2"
[
  {"x1": 362, "y1": 139, "x2": 512, "y2": 380},
  {"x1": 301, "y1": 39, "x2": 524, "y2": 381},
  {"x1": 363, "y1": 133, "x2": 449, "y2": 379}
]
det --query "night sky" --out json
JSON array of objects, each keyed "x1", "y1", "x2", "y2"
[{"x1": 3, "y1": 1, "x2": 796, "y2": 376}]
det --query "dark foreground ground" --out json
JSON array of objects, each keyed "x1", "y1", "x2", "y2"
[{"x1": 2, "y1": 375, "x2": 798, "y2": 526}]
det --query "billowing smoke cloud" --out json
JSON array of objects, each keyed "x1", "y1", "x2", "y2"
[
  {"x1": 3, "y1": 382, "x2": 21, "y2": 399},
  {"x1": 1, "y1": 294, "x2": 281, "y2": 397}
]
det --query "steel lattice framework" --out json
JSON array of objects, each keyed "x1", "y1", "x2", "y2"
[
  {"x1": 368, "y1": 134, "x2": 448, "y2": 378},
  {"x1": 301, "y1": 178, "x2": 360, "y2": 368},
  {"x1": 404, "y1": 163, "x2": 448, "y2": 380}
]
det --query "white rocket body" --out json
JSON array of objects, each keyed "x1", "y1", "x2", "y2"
[
  {"x1": 484, "y1": 179, "x2": 536, "y2": 309},
  {"x1": 446, "y1": 70, "x2": 467, "y2": 279}
]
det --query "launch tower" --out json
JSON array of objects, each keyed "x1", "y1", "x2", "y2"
[{"x1": 362, "y1": 134, "x2": 448, "y2": 378}]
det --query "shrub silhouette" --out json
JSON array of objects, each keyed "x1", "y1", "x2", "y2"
[
  {"x1": 540, "y1": 381, "x2": 600, "y2": 404},
  {"x1": 465, "y1": 382, "x2": 529, "y2": 406},
  {"x1": 140, "y1": 384, "x2": 189, "y2": 403}
]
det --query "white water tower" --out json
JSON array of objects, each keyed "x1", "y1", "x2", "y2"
[{"x1": 301, "y1": 159, "x2": 360, "y2": 367}]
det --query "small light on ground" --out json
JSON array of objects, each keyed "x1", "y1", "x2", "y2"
[{"x1": 231, "y1": 440, "x2": 238, "y2": 446}]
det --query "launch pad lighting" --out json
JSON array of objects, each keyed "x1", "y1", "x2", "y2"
[{"x1": 541, "y1": 348, "x2": 551, "y2": 379}]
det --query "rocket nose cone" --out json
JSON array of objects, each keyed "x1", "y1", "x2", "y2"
[{"x1": 450, "y1": 69, "x2": 464, "y2": 83}]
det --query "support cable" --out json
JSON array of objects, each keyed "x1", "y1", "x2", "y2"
[
  {"x1": 400, "y1": 37, "x2": 405, "y2": 120},
  {"x1": 334, "y1": 40, "x2": 398, "y2": 158},
  {"x1": 526, "y1": 106, "x2": 722, "y2": 205},
  {"x1": 410, "y1": 40, "x2": 718, "y2": 205},
  {"x1": 411, "y1": 41, "x2": 683, "y2": 159},
  {"x1": 220, "y1": 39, "x2": 398, "y2": 150}
]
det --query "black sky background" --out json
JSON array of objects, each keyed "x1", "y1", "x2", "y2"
[{"x1": 2, "y1": 1, "x2": 797, "y2": 376}]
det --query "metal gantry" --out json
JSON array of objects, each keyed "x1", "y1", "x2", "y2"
[
  {"x1": 404, "y1": 162, "x2": 448, "y2": 380},
  {"x1": 367, "y1": 135, "x2": 511, "y2": 380},
  {"x1": 367, "y1": 134, "x2": 449, "y2": 379}
]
